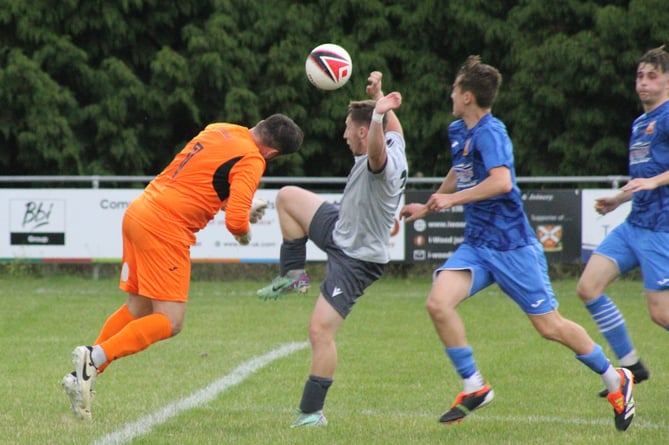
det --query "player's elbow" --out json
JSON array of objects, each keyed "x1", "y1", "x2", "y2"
[
  {"x1": 367, "y1": 152, "x2": 387, "y2": 173},
  {"x1": 490, "y1": 167, "x2": 513, "y2": 194},
  {"x1": 494, "y1": 174, "x2": 513, "y2": 194},
  {"x1": 225, "y1": 214, "x2": 250, "y2": 237},
  {"x1": 500, "y1": 180, "x2": 513, "y2": 194}
]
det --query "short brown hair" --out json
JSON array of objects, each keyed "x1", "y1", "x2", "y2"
[
  {"x1": 347, "y1": 99, "x2": 387, "y2": 127},
  {"x1": 456, "y1": 55, "x2": 502, "y2": 109},
  {"x1": 638, "y1": 45, "x2": 669, "y2": 73},
  {"x1": 256, "y1": 114, "x2": 303, "y2": 155}
]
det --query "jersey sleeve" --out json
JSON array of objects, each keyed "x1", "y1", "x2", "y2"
[
  {"x1": 224, "y1": 154, "x2": 266, "y2": 236},
  {"x1": 477, "y1": 126, "x2": 513, "y2": 171},
  {"x1": 374, "y1": 131, "x2": 406, "y2": 179},
  {"x1": 653, "y1": 113, "x2": 669, "y2": 165}
]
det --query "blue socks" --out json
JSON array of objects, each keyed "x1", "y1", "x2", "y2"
[
  {"x1": 575, "y1": 343, "x2": 610, "y2": 374},
  {"x1": 446, "y1": 346, "x2": 477, "y2": 379},
  {"x1": 585, "y1": 295, "x2": 633, "y2": 360}
]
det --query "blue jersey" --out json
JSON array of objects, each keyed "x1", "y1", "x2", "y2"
[
  {"x1": 448, "y1": 113, "x2": 535, "y2": 250},
  {"x1": 627, "y1": 101, "x2": 669, "y2": 232}
]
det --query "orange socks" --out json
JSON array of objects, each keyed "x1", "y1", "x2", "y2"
[
  {"x1": 94, "y1": 304, "x2": 136, "y2": 345},
  {"x1": 97, "y1": 313, "x2": 173, "y2": 365}
]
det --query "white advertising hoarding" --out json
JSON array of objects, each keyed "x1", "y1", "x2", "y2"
[
  {"x1": 580, "y1": 189, "x2": 631, "y2": 261},
  {"x1": 0, "y1": 189, "x2": 406, "y2": 263}
]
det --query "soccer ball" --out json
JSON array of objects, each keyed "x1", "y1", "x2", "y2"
[{"x1": 305, "y1": 43, "x2": 352, "y2": 90}]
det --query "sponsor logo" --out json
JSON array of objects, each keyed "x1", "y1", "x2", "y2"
[
  {"x1": 530, "y1": 299, "x2": 545, "y2": 309},
  {"x1": 10, "y1": 199, "x2": 66, "y2": 246},
  {"x1": 81, "y1": 359, "x2": 93, "y2": 382}
]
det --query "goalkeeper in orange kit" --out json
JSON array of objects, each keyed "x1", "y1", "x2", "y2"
[{"x1": 61, "y1": 114, "x2": 303, "y2": 421}]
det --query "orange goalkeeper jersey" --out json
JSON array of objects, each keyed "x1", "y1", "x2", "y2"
[{"x1": 128, "y1": 123, "x2": 266, "y2": 245}]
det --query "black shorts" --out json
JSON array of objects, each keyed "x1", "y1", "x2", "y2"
[{"x1": 308, "y1": 202, "x2": 385, "y2": 318}]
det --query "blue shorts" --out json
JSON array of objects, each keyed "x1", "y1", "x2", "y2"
[
  {"x1": 435, "y1": 240, "x2": 558, "y2": 315},
  {"x1": 595, "y1": 221, "x2": 669, "y2": 291}
]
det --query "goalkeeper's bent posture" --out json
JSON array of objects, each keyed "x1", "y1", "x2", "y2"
[{"x1": 61, "y1": 114, "x2": 303, "y2": 421}]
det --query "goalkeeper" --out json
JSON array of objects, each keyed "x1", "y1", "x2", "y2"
[{"x1": 61, "y1": 114, "x2": 303, "y2": 421}]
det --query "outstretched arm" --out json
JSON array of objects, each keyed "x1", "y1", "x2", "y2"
[
  {"x1": 366, "y1": 73, "x2": 402, "y2": 172},
  {"x1": 366, "y1": 71, "x2": 403, "y2": 136},
  {"x1": 400, "y1": 169, "x2": 457, "y2": 222},
  {"x1": 593, "y1": 170, "x2": 669, "y2": 215},
  {"x1": 427, "y1": 166, "x2": 511, "y2": 212}
]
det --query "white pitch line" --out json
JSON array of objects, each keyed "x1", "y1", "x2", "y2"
[{"x1": 94, "y1": 341, "x2": 309, "y2": 445}]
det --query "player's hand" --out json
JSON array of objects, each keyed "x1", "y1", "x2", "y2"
[
  {"x1": 366, "y1": 71, "x2": 383, "y2": 100},
  {"x1": 426, "y1": 193, "x2": 455, "y2": 212},
  {"x1": 375, "y1": 92, "x2": 402, "y2": 114},
  {"x1": 235, "y1": 231, "x2": 251, "y2": 245},
  {"x1": 249, "y1": 198, "x2": 268, "y2": 224},
  {"x1": 400, "y1": 203, "x2": 429, "y2": 222},
  {"x1": 621, "y1": 177, "x2": 658, "y2": 193},
  {"x1": 594, "y1": 197, "x2": 619, "y2": 215}
]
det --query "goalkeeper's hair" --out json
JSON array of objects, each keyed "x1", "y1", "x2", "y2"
[{"x1": 256, "y1": 114, "x2": 304, "y2": 155}]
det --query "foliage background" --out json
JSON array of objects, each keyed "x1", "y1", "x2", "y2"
[{"x1": 2, "y1": 0, "x2": 668, "y2": 179}]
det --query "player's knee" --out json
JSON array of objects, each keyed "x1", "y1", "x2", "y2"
[
  {"x1": 425, "y1": 297, "x2": 438, "y2": 317},
  {"x1": 425, "y1": 294, "x2": 450, "y2": 320},
  {"x1": 307, "y1": 319, "x2": 328, "y2": 344},
  {"x1": 308, "y1": 328, "x2": 334, "y2": 350},
  {"x1": 537, "y1": 327, "x2": 560, "y2": 342},
  {"x1": 276, "y1": 186, "x2": 301, "y2": 209},
  {"x1": 531, "y1": 317, "x2": 562, "y2": 341},
  {"x1": 575, "y1": 279, "x2": 598, "y2": 303}
]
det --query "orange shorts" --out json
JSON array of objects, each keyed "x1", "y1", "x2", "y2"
[{"x1": 119, "y1": 206, "x2": 191, "y2": 302}]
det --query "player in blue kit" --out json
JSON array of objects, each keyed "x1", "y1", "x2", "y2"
[
  {"x1": 400, "y1": 55, "x2": 635, "y2": 431},
  {"x1": 577, "y1": 45, "x2": 669, "y2": 396}
]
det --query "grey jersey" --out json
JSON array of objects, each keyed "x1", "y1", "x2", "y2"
[{"x1": 333, "y1": 131, "x2": 408, "y2": 263}]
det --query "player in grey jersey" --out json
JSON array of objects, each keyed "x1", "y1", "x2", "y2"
[{"x1": 257, "y1": 71, "x2": 408, "y2": 427}]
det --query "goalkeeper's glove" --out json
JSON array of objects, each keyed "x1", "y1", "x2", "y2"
[
  {"x1": 235, "y1": 231, "x2": 251, "y2": 246},
  {"x1": 249, "y1": 198, "x2": 268, "y2": 224}
]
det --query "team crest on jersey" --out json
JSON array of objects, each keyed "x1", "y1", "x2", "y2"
[
  {"x1": 646, "y1": 120, "x2": 656, "y2": 135},
  {"x1": 309, "y1": 50, "x2": 350, "y2": 82},
  {"x1": 463, "y1": 139, "x2": 471, "y2": 156}
]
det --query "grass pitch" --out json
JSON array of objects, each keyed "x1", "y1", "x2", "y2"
[{"x1": 0, "y1": 273, "x2": 667, "y2": 444}]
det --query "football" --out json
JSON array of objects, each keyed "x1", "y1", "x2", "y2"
[{"x1": 305, "y1": 43, "x2": 352, "y2": 90}]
